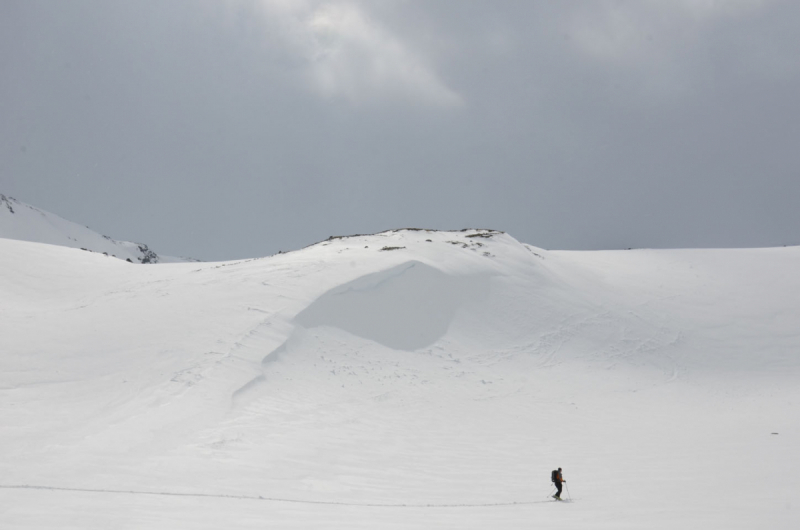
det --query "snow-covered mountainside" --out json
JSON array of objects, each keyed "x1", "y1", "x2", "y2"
[
  {"x1": 0, "y1": 194, "x2": 195, "y2": 263},
  {"x1": 1, "y1": 230, "x2": 798, "y2": 529}
]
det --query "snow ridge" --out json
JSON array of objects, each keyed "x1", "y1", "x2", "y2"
[{"x1": 0, "y1": 193, "x2": 196, "y2": 263}]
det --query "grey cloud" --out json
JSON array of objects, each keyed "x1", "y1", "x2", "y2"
[{"x1": 1, "y1": 0, "x2": 799, "y2": 260}]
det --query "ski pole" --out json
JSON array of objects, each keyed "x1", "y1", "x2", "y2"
[{"x1": 565, "y1": 482, "x2": 572, "y2": 501}]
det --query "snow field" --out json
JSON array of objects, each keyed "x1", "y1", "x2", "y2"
[{"x1": 1, "y1": 230, "x2": 798, "y2": 528}]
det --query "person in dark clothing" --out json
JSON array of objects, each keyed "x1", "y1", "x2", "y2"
[{"x1": 552, "y1": 467, "x2": 565, "y2": 499}]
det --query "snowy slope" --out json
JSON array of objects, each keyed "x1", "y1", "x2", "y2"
[
  {"x1": 0, "y1": 230, "x2": 798, "y2": 529},
  {"x1": 0, "y1": 194, "x2": 194, "y2": 263}
]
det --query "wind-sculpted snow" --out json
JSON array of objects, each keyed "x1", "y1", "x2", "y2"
[
  {"x1": 1, "y1": 232, "x2": 799, "y2": 529},
  {"x1": 295, "y1": 261, "x2": 491, "y2": 351}
]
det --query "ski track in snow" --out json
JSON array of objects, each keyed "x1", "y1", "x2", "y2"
[{"x1": 0, "y1": 484, "x2": 552, "y2": 508}]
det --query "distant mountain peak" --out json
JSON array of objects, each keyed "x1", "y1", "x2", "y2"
[{"x1": 0, "y1": 193, "x2": 197, "y2": 264}]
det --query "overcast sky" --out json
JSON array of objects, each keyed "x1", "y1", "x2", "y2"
[{"x1": 2, "y1": 0, "x2": 799, "y2": 260}]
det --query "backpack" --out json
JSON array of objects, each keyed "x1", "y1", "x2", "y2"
[{"x1": 551, "y1": 470, "x2": 558, "y2": 483}]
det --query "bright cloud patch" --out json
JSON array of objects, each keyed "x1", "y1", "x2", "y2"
[{"x1": 257, "y1": 0, "x2": 463, "y2": 107}]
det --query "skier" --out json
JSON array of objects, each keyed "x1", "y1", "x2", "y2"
[{"x1": 551, "y1": 467, "x2": 565, "y2": 500}]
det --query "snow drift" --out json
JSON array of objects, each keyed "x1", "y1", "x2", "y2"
[{"x1": 295, "y1": 260, "x2": 492, "y2": 350}]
